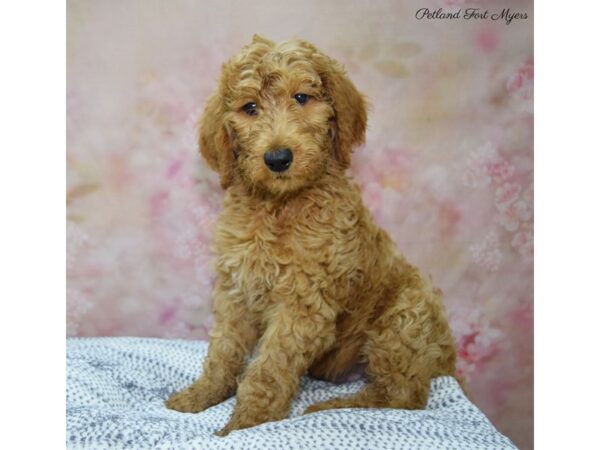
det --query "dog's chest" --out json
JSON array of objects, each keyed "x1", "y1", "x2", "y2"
[{"x1": 215, "y1": 200, "x2": 336, "y2": 309}]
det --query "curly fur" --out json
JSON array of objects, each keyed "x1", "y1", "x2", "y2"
[{"x1": 165, "y1": 35, "x2": 457, "y2": 436}]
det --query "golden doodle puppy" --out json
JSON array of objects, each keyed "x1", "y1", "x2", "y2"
[{"x1": 166, "y1": 35, "x2": 458, "y2": 436}]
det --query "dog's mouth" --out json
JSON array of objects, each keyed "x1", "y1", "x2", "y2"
[
  {"x1": 256, "y1": 170, "x2": 310, "y2": 198},
  {"x1": 265, "y1": 165, "x2": 294, "y2": 182}
]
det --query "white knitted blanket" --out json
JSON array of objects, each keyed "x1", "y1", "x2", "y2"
[{"x1": 66, "y1": 337, "x2": 516, "y2": 449}]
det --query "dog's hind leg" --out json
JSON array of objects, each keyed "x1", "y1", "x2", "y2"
[{"x1": 304, "y1": 274, "x2": 456, "y2": 413}]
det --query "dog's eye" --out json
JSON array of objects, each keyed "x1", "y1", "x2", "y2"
[
  {"x1": 294, "y1": 93, "x2": 309, "y2": 105},
  {"x1": 242, "y1": 102, "x2": 258, "y2": 116}
]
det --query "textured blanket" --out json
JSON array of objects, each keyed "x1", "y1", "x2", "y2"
[{"x1": 66, "y1": 337, "x2": 516, "y2": 449}]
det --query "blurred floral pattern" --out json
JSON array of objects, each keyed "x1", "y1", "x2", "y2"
[{"x1": 67, "y1": 0, "x2": 533, "y2": 448}]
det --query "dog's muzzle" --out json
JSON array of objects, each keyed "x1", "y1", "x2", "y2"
[{"x1": 264, "y1": 148, "x2": 293, "y2": 173}]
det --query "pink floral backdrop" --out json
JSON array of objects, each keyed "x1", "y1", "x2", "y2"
[{"x1": 67, "y1": 0, "x2": 533, "y2": 448}]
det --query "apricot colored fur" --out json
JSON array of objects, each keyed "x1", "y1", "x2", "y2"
[{"x1": 165, "y1": 35, "x2": 458, "y2": 436}]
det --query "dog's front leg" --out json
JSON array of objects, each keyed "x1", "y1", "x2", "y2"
[
  {"x1": 166, "y1": 277, "x2": 258, "y2": 413},
  {"x1": 217, "y1": 299, "x2": 337, "y2": 436}
]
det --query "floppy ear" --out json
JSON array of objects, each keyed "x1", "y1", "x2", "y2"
[
  {"x1": 198, "y1": 91, "x2": 234, "y2": 189},
  {"x1": 318, "y1": 57, "x2": 367, "y2": 169}
]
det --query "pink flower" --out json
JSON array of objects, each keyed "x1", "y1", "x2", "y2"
[
  {"x1": 488, "y1": 158, "x2": 515, "y2": 184},
  {"x1": 511, "y1": 199, "x2": 532, "y2": 221},
  {"x1": 469, "y1": 231, "x2": 502, "y2": 271},
  {"x1": 506, "y1": 58, "x2": 534, "y2": 114},
  {"x1": 166, "y1": 158, "x2": 184, "y2": 180},
  {"x1": 496, "y1": 211, "x2": 519, "y2": 232},
  {"x1": 463, "y1": 143, "x2": 518, "y2": 190},
  {"x1": 474, "y1": 27, "x2": 500, "y2": 54},
  {"x1": 353, "y1": 146, "x2": 413, "y2": 191},
  {"x1": 159, "y1": 305, "x2": 177, "y2": 326},
  {"x1": 452, "y1": 310, "x2": 502, "y2": 380},
  {"x1": 496, "y1": 199, "x2": 532, "y2": 232},
  {"x1": 495, "y1": 182, "x2": 522, "y2": 212},
  {"x1": 512, "y1": 228, "x2": 533, "y2": 259},
  {"x1": 507, "y1": 58, "x2": 534, "y2": 93},
  {"x1": 149, "y1": 190, "x2": 169, "y2": 220},
  {"x1": 463, "y1": 142, "x2": 497, "y2": 188}
]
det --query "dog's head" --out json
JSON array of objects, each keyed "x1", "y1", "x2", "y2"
[{"x1": 198, "y1": 35, "x2": 367, "y2": 195}]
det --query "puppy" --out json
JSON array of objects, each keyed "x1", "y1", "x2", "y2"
[{"x1": 166, "y1": 35, "x2": 457, "y2": 436}]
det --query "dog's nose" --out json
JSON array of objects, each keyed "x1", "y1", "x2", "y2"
[{"x1": 264, "y1": 148, "x2": 293, "y2": 173}]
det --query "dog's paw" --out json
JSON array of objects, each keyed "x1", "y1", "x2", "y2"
[{"x1": 165, "y1": 387, "x2": 206, "y2": 413}]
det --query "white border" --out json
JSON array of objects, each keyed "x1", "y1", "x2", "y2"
[
  {"x1": 536, "y1": 0, "x2": 600, "y2": 448},
  {"x1": 0, "y1": 1, "x2": 65, "y2": 448}
]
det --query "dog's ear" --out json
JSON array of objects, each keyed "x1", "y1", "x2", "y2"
[
  {"x1": 198, "y1": 91, "x2": 234, "y2": 189},
  {"x1": 318, "y1": 57, "x2": 367, "y2": 169}
]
